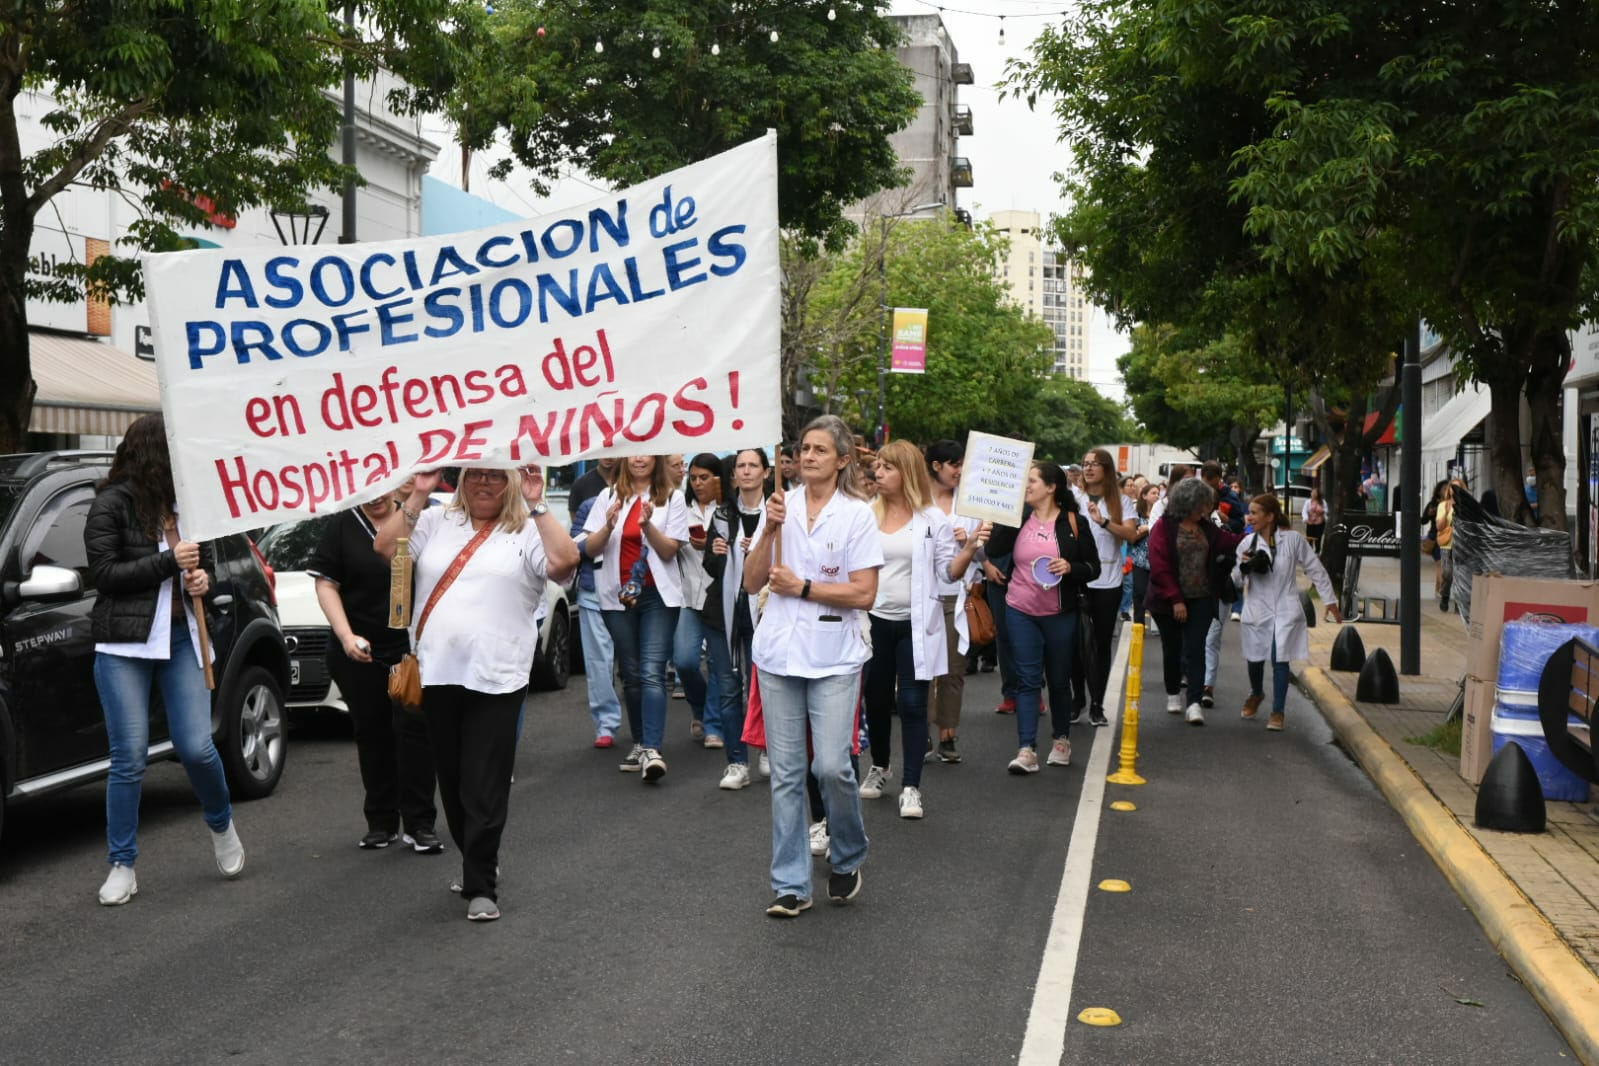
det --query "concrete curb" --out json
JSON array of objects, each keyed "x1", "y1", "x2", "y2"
[{"x1": 1299, "y1": 665, "x2": 1599, "y2": 1066}]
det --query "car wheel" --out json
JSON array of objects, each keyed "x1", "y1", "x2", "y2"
[
  {"x1": 218, "y1": 665, "x2": 287, "y2": 799},
  {"x1": 530, "y1": 609, "x2": 571, "y2": 691}
]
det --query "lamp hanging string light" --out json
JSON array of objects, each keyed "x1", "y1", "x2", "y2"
[{"x1": 997, "y1": 15, "x2": 1006, "y2": 46}]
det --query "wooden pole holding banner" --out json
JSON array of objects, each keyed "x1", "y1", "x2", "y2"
[{"x1": 191, "y1": 589, "x2": 216, "y2": 691}]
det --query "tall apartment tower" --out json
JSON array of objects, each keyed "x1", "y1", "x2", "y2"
[
  {"x1": 990, "y1": 210, "x2": 1091, "y2": 378},
  {"x1": 855, "y1": 14, "x2": 971, "y2": 215}
]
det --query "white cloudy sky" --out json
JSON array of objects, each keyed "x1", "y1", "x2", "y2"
[{"x1": 421, "y1": 0, "x2": 1130, "y2": 403}]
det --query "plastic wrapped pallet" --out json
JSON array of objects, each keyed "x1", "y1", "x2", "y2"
[{"x1": 1448, "y1": 486, "x2": 1574, "y2": 626}]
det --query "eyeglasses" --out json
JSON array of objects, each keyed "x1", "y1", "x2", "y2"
[
  {"x1": 1081, "y1": 460, "x2": 1104, "y2": 468},
  {"x1": 463, "y1": 470, "x2": 508, "y2": 484}
]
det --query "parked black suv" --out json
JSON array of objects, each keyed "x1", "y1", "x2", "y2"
[{"x1": 0, "y1": 451, "x2": 291, "y2": 841}]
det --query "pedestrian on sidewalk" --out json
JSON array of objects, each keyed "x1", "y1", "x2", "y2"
[
  {"x1": 85, "y1": 413, "x2": 247, "y2": 906},
  {"x1": 1435, "y1": 481, "x2": 1460, "y2": 611},
  {"x1": 1235, "y1": 495, "x2": 1342, "y2": 731},
  {"x1": 1145, "y1": 478, "x2": 1245, "y2": 725},
  {"x1": 1302, "y1": 487, "x2": 1327, "y2": 553},
  {"x1": 745, "y1": 415, "x2": 882, "y2": 918},
  {"x1": 374, "y1": 464, "x2": 578, "y2": 921},
  {"x1": 985, "y1": 462, "x2": 1100, "y2": 773},
  {"x1": 858, "y1": 441, "x2": 988, "y2": 819},
  {"x1": 310, "y1": 481, "x2": 442, "y2": 855},
  {"x1": 582, "y1": 455, "x2": 691, "y2": 782},
  {"x1": 1129, "y1": 482, "x2": 1160, "y2": 625}
]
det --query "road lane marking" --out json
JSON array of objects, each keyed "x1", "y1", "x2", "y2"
[{"x1": 1018, "y1": 623, "x2": 1134, "y2": 1065}]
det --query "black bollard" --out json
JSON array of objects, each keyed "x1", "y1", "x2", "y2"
[
  {"x1": 1356, "y1": 647, "x2": 1400, "y2": 703},
  {"x1": 1474, "y1": 741, "x2": 1547, "y2": 833},
  {"x1": 1331, "y1": 626, "x2": 1367, "y2": 673},
  {"x1": 1302, "y1": 590, "x2": 1316, "y2": 629}
]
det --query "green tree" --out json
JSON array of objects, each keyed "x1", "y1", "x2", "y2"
[
  {"x1": 448, "y1": 0, "x2": 921, "y2": 252},
  {"x1": 0, "y1": 0, "x2": 489, "y2": 452},
  {"x1": 793, "y1": 213, "x2": 1055, "y2": 445},
  {"x1": 1004, "y1": 374, "x2": 1137, "y2": 468}
]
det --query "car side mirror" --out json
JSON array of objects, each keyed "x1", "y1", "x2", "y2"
[{"x1": 17, "y1": 564, "x2": 83, "y2": 602}]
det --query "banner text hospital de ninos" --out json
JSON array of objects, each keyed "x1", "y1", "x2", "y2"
[{"x1": 144, "y1": 134, "x2": 781, "y2": 540}]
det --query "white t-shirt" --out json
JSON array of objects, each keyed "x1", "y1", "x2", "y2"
[
  {"x1": 409, "y1": 507, "x2": 550, "y2": 694},
  {"x1": 871, "y1": 522, "x2": 915, "y2": 621},
  {"x1": 751, "y1": 489, "x2": 885, "y2": 678},
  {"x1": 1075, "y1": 488, "x2": 1138, "y2": 590},
  {"x1": 581, "y1": 487, "x2": 691, "y2": 610}
]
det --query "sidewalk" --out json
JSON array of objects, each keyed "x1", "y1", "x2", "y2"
[{"x1": 1293, "y1": 555, "x2": 1599, "y2": 1064}]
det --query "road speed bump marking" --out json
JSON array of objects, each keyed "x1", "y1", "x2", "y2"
[
  {"x1": 1078, "y1": 1007, "x2": 1123, "y2": 1027},
  {"x1": 1098, "y1": 879, "x2": 1132, "y2": 893},
  {"x1": 1110, "y1": 800, "x2": 1136, "y2": 811}
]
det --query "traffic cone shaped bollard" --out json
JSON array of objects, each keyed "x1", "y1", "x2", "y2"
[
  {"x1": 1475, "y1": 741, "x2": 1547, "y2": 833},
  {"x1": 1355, "y1": 647, "x2": 1400, "y2": 703},
  {"x1": 1331, "y1": 626, "x2": 1367, "y2": 672}
]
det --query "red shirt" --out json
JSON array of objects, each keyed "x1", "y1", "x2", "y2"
[{"x1": 617, "y1": 498, "x2": 655, "y2": 587}]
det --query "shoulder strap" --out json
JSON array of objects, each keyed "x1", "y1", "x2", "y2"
[
  {"x1": 414, "y1": 520, "x2": 496, "y2": 643},
  {"x1": 1067, "y1": 512, "x2": 1079, "y2": 540}
]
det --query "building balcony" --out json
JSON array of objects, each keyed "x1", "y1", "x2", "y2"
[
  {"x1": 952, "y1": 62, "x2": 974, "y2": 85},
  {"x1": 954, "y1": 105, "x2": 973, "y2": 136},
  {"x1": 952, "y1": 157, "x2": 973, "y2": 188}
]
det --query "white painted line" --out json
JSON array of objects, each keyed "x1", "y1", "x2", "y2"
[{"x1": 1018, "y1": 622, "x2": 1135, "y2": 1066}]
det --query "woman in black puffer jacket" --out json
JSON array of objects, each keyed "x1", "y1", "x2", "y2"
[{"x1": 84, "y1": 413, "x2": 244, "y2": 907}]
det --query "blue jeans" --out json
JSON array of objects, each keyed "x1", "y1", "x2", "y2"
[
  {"x1": 760, "y1": 670, "x2": 868, "y2": 898},
  {"x1": 672, "y1": 607, "x2": 723, "y2": 739},
  {"x1": 1004, "y1": 604, "x2": 1078, "y2": 749},
  {"x1": 578, "y1": 589, "x2": 622, "y2": 738},
  {"x1": 702, "y1": 628, "x2": 745, "y2": 764},
  {"x1": 1248, "y1": 635, "x2": 1292, "y2": 714},
  {"x1": 96, "y1": 624, "x2": 232, "y2": 866},
  {"x1": 603, "y1": 586, "x2": 678, "y2": 750},
  {"x1": 985, "y1": 569, "x2": 1018, "y2": 699},
  {"x1": 864, "y1": 614, "x2": 929, "y2": 788}
]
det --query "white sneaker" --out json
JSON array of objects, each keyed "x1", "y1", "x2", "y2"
[
  {"x1": 640, "y1": 748, "x2": 668, "y2": 783},
  {"x1": 98, "y1": 863, "x2": 137, "y2": 905},
  {"x1": 619, "y1": 743, "x2": 645, "y2": 772},
  {"x1": 808, "y1": 819, "x2": 830, "y2": 857},
  {"x1": 719, "y1": 763, "x2": 751, "y2": 791},
  {"x1": 1047, "y1": 737, "x2": 1072, "y2": 766},
  {"x1": 758, "y1": 751, "x2": 771, "y2": 778},
  {"x1": 1185, "y1": 703, "x2": 1206, "y2": 726},
  {"x1": 1166, "y1": 694, "x2": 1184, "y2": 714},
  {"x1": 211, "y1": 821, "x2": 245, "y2": 878},
  {"x1": 858, "y1": 764, "x2": 890, "y2": 799},
  {"x1": 1007, "y1": 747, "x2": 1040, "y2": 774},
  {"x1": 898, "y1": 786, "x2": 924, "y2": 819}
]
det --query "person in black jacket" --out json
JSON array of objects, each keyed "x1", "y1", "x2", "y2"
[
  {"x1": 85, "y1": 413, "x2": 244, "y2": 906},
  {"x1": 984, "y1": 462, "x2": 1100, "y2": 774}
]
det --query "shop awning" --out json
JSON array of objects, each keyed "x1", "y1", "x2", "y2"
[
  {"x1": 1361, "y1": 409, "x2": 1400, "y2": 446},
  {"x1": 1421, "y1": 383, "x2": 1491, "y2": 462},
  {"x1": 1300, "y1": 445, "x2": 1332, "y2": 474},
  {"x1": 27, "y1": 332, "x2": 159, "y2": 436}
]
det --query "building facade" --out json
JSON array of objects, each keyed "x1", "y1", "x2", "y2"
[{"x1": 989, "y1": 210, "x2": 1091, "y2": 379}]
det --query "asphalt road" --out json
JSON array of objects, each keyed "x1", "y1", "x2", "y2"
[{"x1": 0, "y1": 619, "x2": 1574, "y2": 1065}]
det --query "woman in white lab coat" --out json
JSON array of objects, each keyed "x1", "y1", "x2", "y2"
[
  {"x1": 1235, "y1": 495, "x2": 1342, "y2": 731},
  {"x1": 857, "y1": 440, "x2": 988, "y2": 820}
]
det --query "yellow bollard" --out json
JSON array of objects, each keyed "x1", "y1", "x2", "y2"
[{"x1": 1107, "y1": 623, "x2": 1147, "y2": 785}]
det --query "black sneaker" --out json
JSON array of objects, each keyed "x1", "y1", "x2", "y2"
[
  {"x1": 827, "y1": 867, "x2": 863, "y2": 904},
  {"x1": 937, "y1": 737, "x2": 962, "y2": 764},
  {"x1": 765, "y1": 894, "x2": 812, "y2": 918},
  {"x1": 358, "y1": 830, "x2": 399, "y2": 850},
  {"x1": 1200, "y1": 686, "x2": 1215, "y2": 708},
  {"x1": 404, "y1": 829, "x2": 445, "y2": 854},
  {"x1": 1089, "y1": 706, "x2": 1109, "y2": 727},
  {"x1": 1069, "y1": 703, "x2": 1084, "y2": 724}
]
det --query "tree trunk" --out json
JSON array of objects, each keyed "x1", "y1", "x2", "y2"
[
  {"x1": 1230, "y1": 423, "x2": 1264, "y2": 495},
  {"x1": 1525, "y1": 331, "x2": 1569, "y2": 531},
  {"x1": 1485, "y1": 378, "x2": 1526, "y2": 525},
  {"x1": 0, "y1": 262, "x2": 35, "y2": 454}
]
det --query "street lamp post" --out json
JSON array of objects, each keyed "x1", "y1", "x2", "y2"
[{"x1": 876, "y1": 201, "x2": 945, "y2": 446}]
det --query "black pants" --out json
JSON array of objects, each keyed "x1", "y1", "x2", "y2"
[
  {"x1": 864, "y1": 614, "x2": 930, "y2": 789},
  {"x1": 328, "y1": 650, "x2": 437, "y2": 836},
  {"x1": 1080, "y1": 585, "x2": 1123, "y2": 712},
  {"x1": 1132, "y1": 567, "x2": 1150, "y2": 626},
  {"x1": 422, "y1": 685, "x2": 523, "y2": 902},
  {"x1": 1152, "y1": 596, "x2": 1217, "y2": 709}
]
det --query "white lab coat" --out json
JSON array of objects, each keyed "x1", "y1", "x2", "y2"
[
  {"x1": 882, "y1": 506, "x2": 959, "y2": 681},
  {"x1": 1233, "y1": 529, "x2": 1335, "y2": 663}
]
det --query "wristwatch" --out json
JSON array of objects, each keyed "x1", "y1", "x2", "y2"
[
  {"x1": 801, "y1": 579, "x2": 813, "y2": 600},
  {"x1": 530, "y1": 501, "x2": 550, "y2": 518}
]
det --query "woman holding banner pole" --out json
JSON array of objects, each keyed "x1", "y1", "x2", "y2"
[{"x1": 745, "y1": 415, "x2": 882, "y2": 918}]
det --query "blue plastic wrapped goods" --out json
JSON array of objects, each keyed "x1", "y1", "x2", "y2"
[{"x1": 1496, "y1": 621, "x2": 1599, "y2": 695}]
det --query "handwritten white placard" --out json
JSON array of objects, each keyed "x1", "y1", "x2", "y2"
[{"x1": 955, "y1": 430, "x2": 1035, "y2": 526}]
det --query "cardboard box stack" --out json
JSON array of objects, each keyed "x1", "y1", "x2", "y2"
[{"x1": 1460, "y1": 573, "x2": 1599, "y2": 784}]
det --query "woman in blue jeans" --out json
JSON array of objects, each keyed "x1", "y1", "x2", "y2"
[
  {"x1": 674, "y1": 452, "x2": 731, "y2": 749},
  {"x1": 582, "y1": 454, "x2": 689, "y2": 783},
  {"x1": 84, "y1": 413, "x2": 244, "y2": 906},
  {"x1": 745, "y1": 415, "x2": 883, "y2": 918},
  {"x1": 984, "y1": 462, "x2": 1100, "y2": 774}
]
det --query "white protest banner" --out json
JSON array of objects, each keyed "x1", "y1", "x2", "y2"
[
  {"x1": 955, "y1": 430, "x2": 1035, "y2": 526},
  {"x1": 144, "y1": 133, "x2": 780, "y2": 539}
]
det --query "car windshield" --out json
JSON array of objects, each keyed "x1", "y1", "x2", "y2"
[
  {"x1": 0, "y1": 485, "x2": 21, "y2": 540},
  {"x1": 257, "y1": 515, "x2": 334, "y2": 572}
]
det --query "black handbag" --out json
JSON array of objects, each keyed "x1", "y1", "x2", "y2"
[{"x1": 1212, "y1": 550, "x2": 1240, "y2": 604}]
